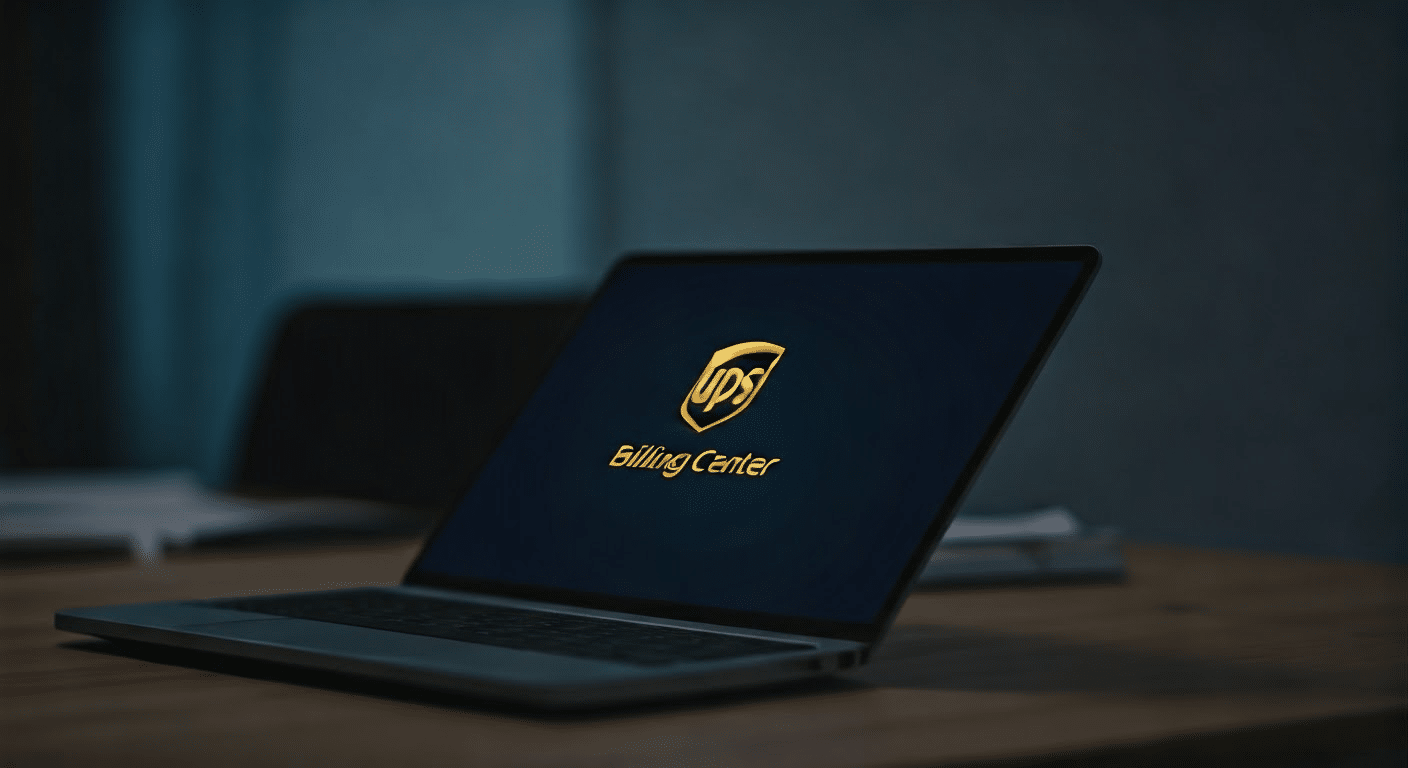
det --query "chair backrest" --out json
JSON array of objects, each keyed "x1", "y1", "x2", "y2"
[{"x1": 233, "y1": 298, "x2": 587, "y2": 509}]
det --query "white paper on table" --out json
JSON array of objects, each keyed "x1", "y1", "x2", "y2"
[
  {"x1": 939, "y1": 505, "x2": 1082, "y2": 545},
  {"x1": 0, "y1": 471, "x2": 408, "y2": 565}
]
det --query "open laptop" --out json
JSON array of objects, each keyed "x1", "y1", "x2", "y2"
[{"x1": 56, "y1": 247, "x2": 1100, "y2": 709}]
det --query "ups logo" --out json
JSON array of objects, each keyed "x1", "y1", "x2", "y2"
[{"x1": 680, "y1": 341, "x2": 785, "y2": 432}]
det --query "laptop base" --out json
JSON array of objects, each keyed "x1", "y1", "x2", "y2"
[{"x1": 55, "y1": 586, "x2": 862, "y2": 710}]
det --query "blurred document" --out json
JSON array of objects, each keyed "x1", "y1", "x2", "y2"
[
  {"x1": 0, "y1": 471, "x2": 426, "y2": 565},
  {"x1": 920, "y1": 506, "x2": 1126, "y2": 587}
]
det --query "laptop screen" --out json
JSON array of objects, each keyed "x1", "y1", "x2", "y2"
[{"x1": 412, "y1": 252, "x2": 1093, "y2": 629}]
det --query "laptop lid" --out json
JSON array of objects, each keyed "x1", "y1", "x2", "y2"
[{"x1": 407, "y1": 247, "x2": 1099, "y2": 645}]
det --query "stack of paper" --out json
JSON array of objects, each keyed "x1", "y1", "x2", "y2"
[
  {"x1": 919, "y1": 506, "x2": 1126, "y2": 587},
  {"x1": 0, "y1": 471, "x2": 427, "y2": 565}
]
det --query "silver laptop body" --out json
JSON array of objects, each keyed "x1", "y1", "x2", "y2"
[{"x1": 57, "y1": 248, "x2": 1099, "y2": 709}]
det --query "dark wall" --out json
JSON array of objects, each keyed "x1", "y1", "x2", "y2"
[
  {"x1": 103, "y1": 0, "x2": 594, "y2": 481},
  {"x1": 1, "y1": 0, "x2": 36, "y2": 467},
  {"x1": 9, "y1": 0, "x2": 113, "y2": 467},
  {"x1": 12, "y1": 0, "x2": 1404, "y2": 562},
  {"x1": 606, "y1": 0, "x2": 1407, "y2": 561}
]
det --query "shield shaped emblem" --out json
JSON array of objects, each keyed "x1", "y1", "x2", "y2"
[{"x1": 680, "y1": 341, "x2": 785, "y2": 432}]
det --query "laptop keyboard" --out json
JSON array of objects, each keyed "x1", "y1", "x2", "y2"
[{"x1": 211, "y1": 590, "x2": 813, "y2": 667}]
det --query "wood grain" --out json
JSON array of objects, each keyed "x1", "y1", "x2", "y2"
[{"x1": 2, "y1": 543, "x2": 1404, "y2": 767}]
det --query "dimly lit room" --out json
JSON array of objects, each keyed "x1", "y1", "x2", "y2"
[{"x1": 3, "y1": 0, "x2": 1405, "y2": 765}]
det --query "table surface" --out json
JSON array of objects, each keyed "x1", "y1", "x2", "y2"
[{"x1": 3, "y1": 541, "x2": 1405, "y2": 767}]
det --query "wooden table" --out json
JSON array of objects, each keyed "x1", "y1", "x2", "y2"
[{"x1": 3, "y1": 542, "x2": 1404, "y2": 767}]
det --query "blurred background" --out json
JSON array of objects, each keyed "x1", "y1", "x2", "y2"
[{"x1": 4, "y1": 0, "x2": 1405, "y2": 562}]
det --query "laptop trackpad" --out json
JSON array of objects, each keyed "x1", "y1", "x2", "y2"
[{"x1": 191, "y1": 617, "x2": 630, "y2": 684}]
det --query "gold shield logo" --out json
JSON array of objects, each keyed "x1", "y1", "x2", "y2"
[{"x1": 680, "y1": 341, "x2": 785, "y2": 432}]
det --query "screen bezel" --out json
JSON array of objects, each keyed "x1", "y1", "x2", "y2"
[{"x1": 404, "y1": 246, "x2": 1101, "y2": 644}]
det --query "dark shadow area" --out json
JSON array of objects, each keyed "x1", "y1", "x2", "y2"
[
  {"x1": 1, "y1": 0, "x2": 36, "y2": 469},
  {"x1": 235, "y1": 299, "x2": 588, "y2": 508},
  {"x1": 854, "y1": 624, "x2": 1347, "y2": 696},
  {"x1": 949, "y1": 713, "x2": 1408, "y2": 768},
  {"x1": 59, "y1": 638, "x2": 868, "y2": 722},
  {"x1": 16, "y1": 0, "x2": 113, "y2": 468},
  {"x1": 0, "y1": 546, "x2": 132, "y2": 570}
]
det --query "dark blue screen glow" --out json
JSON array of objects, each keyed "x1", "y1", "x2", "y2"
[{"x1": 416, "y1": 260, "x2": 1084, "y2": 623}]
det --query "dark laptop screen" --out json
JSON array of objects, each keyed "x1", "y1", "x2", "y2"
[{"x1": 414, "y1": 256, "x2": 1088, "y2": 625}]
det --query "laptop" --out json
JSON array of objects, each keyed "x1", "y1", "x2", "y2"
[{"x1": 55, "y1": 247, "x2": 1100, "y2": 709}]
